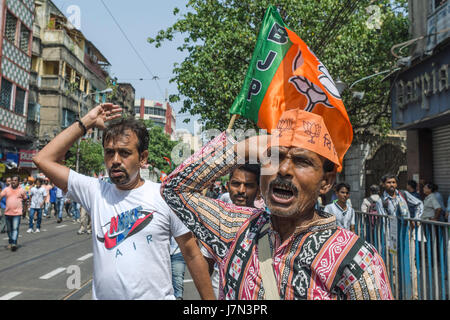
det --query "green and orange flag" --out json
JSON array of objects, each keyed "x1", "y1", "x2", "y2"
[{"x1": 229, "y1": 6, "x2": 353, "y2": 171}]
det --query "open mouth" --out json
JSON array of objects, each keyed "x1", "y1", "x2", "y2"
[{"x1": 270, "y1": 180, "x2": 298, "y2": 205}]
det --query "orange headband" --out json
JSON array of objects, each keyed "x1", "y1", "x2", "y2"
[{"x1": 269, "y1": 109, "x2": 340, "y2": 170}]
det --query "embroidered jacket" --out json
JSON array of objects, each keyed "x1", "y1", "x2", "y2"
[{"x1": 161, "y1": 132, "x2": 393, "y2": 300}]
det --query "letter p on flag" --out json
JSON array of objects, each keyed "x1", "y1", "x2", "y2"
[{"x1": 229, "y1": 6, "x2": 353, "y2": 172}]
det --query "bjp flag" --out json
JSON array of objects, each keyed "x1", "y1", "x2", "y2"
[{"x1": 229, "y1": 6, "x2": 353, "y2": 172}]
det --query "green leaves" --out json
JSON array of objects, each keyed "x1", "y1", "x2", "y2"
[
  {"x1": 141, "y1": 119, "x2": 179, "y2": 174},
  {"x1": 149, "y1": 0, "x2": 409, "y2": 140},
  {"x1": 66, "y1": 138, "x2": 105, "y2": 175}
]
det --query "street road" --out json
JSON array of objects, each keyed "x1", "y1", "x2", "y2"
[
  {"x1": 0, "y1": 214, "x2": 93, "y2": 300},
  {"x1": 0, "y1": 213, "x2": 202, "y2": 300}
]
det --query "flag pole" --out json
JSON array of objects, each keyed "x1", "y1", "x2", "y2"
[{"x1": 227, "y1": 114, "x2": 239, "y2": 130}]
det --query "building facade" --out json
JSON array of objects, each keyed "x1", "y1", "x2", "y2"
[
  {"x1": 32, "y1": 0, "x2": 111, "y2": 146},
  {"x1": 174, "y1": 128, "x2": 201, "y2": 153},
  {"x1": 113, "y1": 82, "x2": 135, "y2": 116},
  {"x1": 391, "y1": 0, "x2": 450, "y2": 201},
  {"x1": 0, "y1": 0, "x2": 36, "y2": 178},
  {"x1": 135, "y1": 98, "x2": 176, "y2": 140}
]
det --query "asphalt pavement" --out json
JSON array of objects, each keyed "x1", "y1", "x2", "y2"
[
  {"x1": 0, "y1": 212, "x2": 202, "y2": 300},
  {"x1": 0, "y1": 213, "x2": 93, "y2": 300}
]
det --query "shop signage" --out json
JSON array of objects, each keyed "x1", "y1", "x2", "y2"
[
  {"x1": 391, "y1": 48, "x2": 450, "y2": 129},
  {"x1": 19, "y1": 149, "x2": 37, "y2": 168}
]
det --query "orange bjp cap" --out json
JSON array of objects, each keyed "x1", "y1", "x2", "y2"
[{"x1": 270, "y1": 109, "x2": 341, "y2": 171}]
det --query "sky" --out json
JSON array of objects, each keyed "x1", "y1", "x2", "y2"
[{"x1": 52, "y1": 0, "x2": 198, "y2": 133}]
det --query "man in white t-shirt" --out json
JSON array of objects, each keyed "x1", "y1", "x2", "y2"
[
  {"x1": 33, "y1": 103, "x2": 215, "y2": 300},
  {"x1": 324, "y1": 182, "x2": 355, "y2": 232},
  {"x1": 27, "y1": 177, "x2": 47, "y2": 233}
]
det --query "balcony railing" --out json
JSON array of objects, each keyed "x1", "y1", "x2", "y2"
[
  {"x1": 42, "y1": 29, "x2": 84, "y2": 62},
  {"x1": 40, "y1": 75, "x2": 60, "y2": 90}
]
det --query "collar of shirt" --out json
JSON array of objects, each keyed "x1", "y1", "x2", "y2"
[
  {"x1": 268, "y1": 210, "x2": 336, "y2": 251},
  {"x1": 333, "y1": 201, "x2": 349, "y2": 214}
]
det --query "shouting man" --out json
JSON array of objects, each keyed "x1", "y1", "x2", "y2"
[{"x1": 161, "y1": 109, "x2": 393, "y2": 300}]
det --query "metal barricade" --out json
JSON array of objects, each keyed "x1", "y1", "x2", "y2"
[{"x1": 354, "y1": 211, "x2": 450, "y2": 300}]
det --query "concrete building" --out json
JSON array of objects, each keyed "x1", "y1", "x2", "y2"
[
  {"x1": 0, "y1": 0, "x2": 36, "y2": 177},
  {"x1": 114, "y1": 82, "x2": 135, "y2": 116},
  {"x1": 32, "y1": 0, "x2": 112, "y2": 146},
  {"x1": 135, "y1": 97, "x2": 176, "y2": 140},
  {"x1": 174, "y1": 128, "x2": 202, "y2": 153},
  {"x1": 391, "y1": 0, "x2": 450, "y2": 201}
]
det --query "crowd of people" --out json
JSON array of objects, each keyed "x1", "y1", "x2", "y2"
[{"x1": 0, "y1": 174, "x2": 92, "y2": 251}]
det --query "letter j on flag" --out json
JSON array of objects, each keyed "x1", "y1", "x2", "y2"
[{"x1": 229, "y1": 6, "x2": 353, "y2": 172}]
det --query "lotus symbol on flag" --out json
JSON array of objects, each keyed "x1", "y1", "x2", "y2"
[{"x1": 289, "y1": 49, "x2": 341, "y2": 112}]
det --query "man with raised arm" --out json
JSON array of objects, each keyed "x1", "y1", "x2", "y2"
[
  {"x1": 33, "y1": 103, "x2": 214, "y2": 300},
  {"x1": 161, "y1": 109, "x2": 393, "y2": 300}
]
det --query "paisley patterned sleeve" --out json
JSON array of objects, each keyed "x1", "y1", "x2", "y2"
[{"x1": 160, "y1": 131, "x2": 260, "y2": 263}]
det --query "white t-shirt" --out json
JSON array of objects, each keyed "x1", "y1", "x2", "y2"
[
  {"x1": 66, "y1": 170, "x2": 189, "y2": 300},
  {"x1": 29, "y1": 186, "x2": 47, "y2": 209},
  {"x1": 324, "y1": 201, "x2": 355, "y2": 230}
]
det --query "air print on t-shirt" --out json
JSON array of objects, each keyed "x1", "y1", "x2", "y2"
[{"x1": 96, "y1": 206, "x2": 154, "y2": 249}]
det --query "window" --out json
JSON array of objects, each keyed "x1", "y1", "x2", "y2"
[
  {"x1": 61, "y1": 108, "x2": 76, "y2": 128},
  {"x1": 14, "y1": 87, "x2": 26, "y2": 115},
  {"x1": 5, "y1": 11, "x2": 17, "y2": 43},
  {"x1": 434, "y1": 0, "x2": 447, "y2": 10},
  {"x1": 19, "y1": 24, "x2": 30, "y2": 53},
  {"x1": 0, "y1": 78, "x2": 13, "y2": 110}
]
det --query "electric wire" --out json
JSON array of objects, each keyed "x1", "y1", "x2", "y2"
[{"x1": 99, "y1": 0, "x2": 165, "y2": 100}]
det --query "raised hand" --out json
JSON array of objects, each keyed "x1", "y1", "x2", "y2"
[{"x1": 82, "y1": 103, "x2": 123, "y2": 130}]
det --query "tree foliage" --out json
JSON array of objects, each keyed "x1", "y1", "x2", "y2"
[
  {"x1": 142, "y1": 119, "x2": 179, "y2": 174},
  {"x1": 148, "y1": 0, "x2": 409, "y2": 141},
  {"x1": 66, "y1": 138, "x2": 105, "y2": 175}
]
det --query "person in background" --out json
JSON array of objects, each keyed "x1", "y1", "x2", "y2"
[
  {"x1": 201, "y1": 164, "x2": 261, "y2": 299},
  {"x1": 77, "y1": 205, "x2": 91, "y2": 235},
  {"x1": 324, "y1": 182, "x2": 355, "y2": 232},
  {"x1": 361, "y1": 184, "x2": 381, "y2": 214},
  {"x1": 431, "y1": 183, "x2": 445, "y2": 221},
  {"x1": 70, "y1": 200, "x2": 81, "y2": 223},
  {"x1": 42, "y1": 178, "x2": 52, "y2": 218},
  {"x1": 405, "y1": 180, "x2": 422, "y2": 218},
  {"x1": 48, "y1": 182, "x2": 57, "y2": 218},
  {"x1": 22, "y1": 177, "x2": 33, "y2": 220},
  {"x1": 422, "y1": 182, "x2": 444, "y2": 221},
  {"x1": 55, "y1": 185, "x2": 64, "y2": 223},
  {"x1": 27, "y1": 177, "x2": 47, "y2": 233},
  {"x1": 0, "y1": 177, "x2": 11, "y2": 233},
  {"x1": 0, "y1": 175, "x2": 27, "y2": 251},
  {"x1": 170, "y1": 236, "x2": 186, "y2": 300}
]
